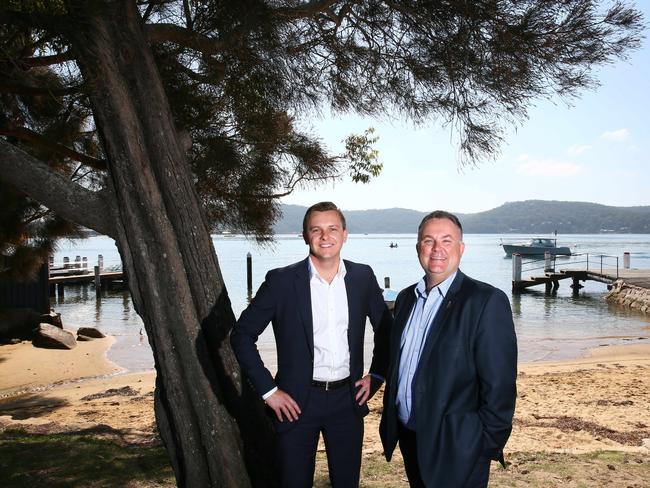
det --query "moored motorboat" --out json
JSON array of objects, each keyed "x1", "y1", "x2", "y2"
[{"x1": 501, "y1": 238, "x2": 571, "y2": 257}]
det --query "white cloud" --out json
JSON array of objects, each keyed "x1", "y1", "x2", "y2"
[
  {"x1": 516, "y1": 153, "x2": 530, "y2": 162},
  {"x1": 601, "y1": 128, "x2": 630, "y2": 142},
  {"x1": 567, "y1": 144, "x2": 591, "y2": 156},
  {"x1": 515, "y1": 156, "x2": 582, "y2": 176}
]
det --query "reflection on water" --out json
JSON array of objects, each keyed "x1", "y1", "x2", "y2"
[{"x1": 51, "y1": 234, "x2": 650, "y2": 371}]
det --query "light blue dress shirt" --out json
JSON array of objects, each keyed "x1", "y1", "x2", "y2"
[{"x1": 396, "y1": 271, "x2": 457, "y2": 426}]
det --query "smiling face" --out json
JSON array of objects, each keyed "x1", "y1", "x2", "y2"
[
  {"x1": 303, "y1": 210, "x2": 348, "y2": 264},
  {"x1": 416, "y1": 217, "x2": 465, "y2": 289}
]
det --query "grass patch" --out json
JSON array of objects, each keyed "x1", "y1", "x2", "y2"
[
  {"x1": 0, "y1": 429, "x2": 175, "y2": 487},
  {"x1": 491, "y1": 450, "x2": 649, "y2": 487},
  {"x1": 315, "y1": 450, "x2": 649, "y2": 487},
  {"x1": 3, "y1": 428, "x2": 648, "y2": 487}
]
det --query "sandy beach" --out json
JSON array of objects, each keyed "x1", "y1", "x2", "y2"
[{"x1": 1, "y1": 337, "x2": 649, "y2": 486}]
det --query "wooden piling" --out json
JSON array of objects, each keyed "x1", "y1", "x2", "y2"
[
  {"x1": 384, "y1": 277, "x2": 391, "y2": 289},
  {"x1": 94, "y1": 265, "x2": 101, "y2": 297},
  {"x1": 512, "y1": 253, "x2": 522, "y2": 284},
  {"x1": 544, "y1": 251, "x2": 553, "y2": 272},
  {"x1": 246, "y1": 252, "x2": 252, "y2": 298}
]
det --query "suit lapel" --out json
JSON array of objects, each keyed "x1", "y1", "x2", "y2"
[
  {"x1": 389, "y1": 285, "x2": 417, "y2": 385},
  {"x1": 295, "y1": 258, "x2": 314, "y2": 357},
  {"x1": 394, "y1": 287, "x2": 416, "y2": 341},
  {"x1": 419, "y1": 271, "x2": 465, "y2": 361},
  {"x1": 343, "y1": 262, "x2": 357, "y2": 349}
]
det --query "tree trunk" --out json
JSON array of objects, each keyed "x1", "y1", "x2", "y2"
[{"x1": 64, "y1": 2, "x2": 277, "y2": 486}]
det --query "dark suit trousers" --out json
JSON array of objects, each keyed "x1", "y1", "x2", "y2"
[
  {"x1": 398, "y1": 423, "x2": 491, "y2": 488},
  {"x1": 277, "y1": 384, "x2": 363, "y2": 488}
]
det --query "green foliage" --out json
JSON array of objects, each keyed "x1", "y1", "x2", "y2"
[
  {"x1": 345, "y1": 128, "x2": 383, "y2": 184},
  {"x1": 0, "y1": 183, "x2": 83, "y2": 281},
  {"x1": 0, "y1": 0, "x2": 644, "y2": 255}
]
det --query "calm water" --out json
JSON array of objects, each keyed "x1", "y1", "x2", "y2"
[{"x1": 51, "y1": 234, "x2": 650, "y2": 371}]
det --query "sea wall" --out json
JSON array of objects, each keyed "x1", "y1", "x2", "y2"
[{"x1": 606, "y1": 280, "x2": 650, "y2": 314}]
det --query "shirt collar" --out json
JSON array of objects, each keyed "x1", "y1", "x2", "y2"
[
  {"x1": 308, "y1": 256, "x2": 347, "y2": 282},
  {"x1": 414, "y1": 270, "x2": 458, "y2": 299}
]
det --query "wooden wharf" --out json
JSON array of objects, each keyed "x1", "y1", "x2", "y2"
[
  {"x1": 511, "y1": 252, "x2": 650, "y2": 293},
  {"x1": 48, "y1": 254, "x2": 125, "y2": 297},
  {"x1": 49, "y1": 271, "x2": 124, "y2": 285}
]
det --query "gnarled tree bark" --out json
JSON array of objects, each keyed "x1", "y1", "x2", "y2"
[{"x1": 58, "y1": 2, "x2": 277, "y2": 486}]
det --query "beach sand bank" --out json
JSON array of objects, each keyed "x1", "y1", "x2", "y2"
[
  {"x1": 0, "y1": 335, "x2": 123, "y2": 396},
  {"x1": 1, "y1": 340, "x2": 649, "y2": 486}
]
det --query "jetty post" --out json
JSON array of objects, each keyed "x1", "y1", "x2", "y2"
[
  {"x1": 94, "y1": 265, "x2": 101, "y2": 297},
  {"x1": 544, "y1": 251, "x2": 553, "y2": 272},
  {"x1": 624, "y1": 252, "x2": 630, "y2": 269},
  {"x1": 246, "y1": 252, "x2": 253, "y2": 299},
  {"x1": 384, "y1": 277, "x2": 391, "y2": 289},
  {"x1": 512, "y1": 253, "x2": 522, "y2": 287}
]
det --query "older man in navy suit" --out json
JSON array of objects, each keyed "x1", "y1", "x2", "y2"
[
  {"x1": 231, "y1": 201, "x2": 391, "y2": 487},
  {"x1": 380, "y1": 210, "x2": 517, "y2": 488}
]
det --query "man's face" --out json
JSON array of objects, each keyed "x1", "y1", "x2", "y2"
[
  {"x1": 303, "y1": 210, "x2": 348, "y2": 263},
  {"x1": 416, "y1": 217, "x2": 465, "y2": 288}
]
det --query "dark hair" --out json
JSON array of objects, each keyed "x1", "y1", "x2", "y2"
[
  {"x1": 418, "y1": 210, "x2": 463, "y2": 239},
  {"x1": 302, "y1": 202, "x2": 347, "y2": 235}
]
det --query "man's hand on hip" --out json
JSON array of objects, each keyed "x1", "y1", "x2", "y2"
[{"x1": 265, "y1": 389, "x2": 301, "y2": 422}]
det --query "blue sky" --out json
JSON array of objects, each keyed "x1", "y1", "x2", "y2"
[{"x1": 283, "y1": 3, "x2": 650, "y2": 214}]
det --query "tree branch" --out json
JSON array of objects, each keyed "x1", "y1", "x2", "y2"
[
  {"x1": 0, "y1": 138, "x2": 116, "y2": 238},
  {"x1": 145, "y1": 23, "x2": 226, "y2": 54},
  {"x1": 0, "y1": 126, "x2": 107, "y2": 170},
  {"x1": 273, "y1": 0, "x2": 342, "y2": 20},
  {"x1": 22, "y1": 51, "x2": 75, "y2": 67},
  {"x1": 0, "y1": 81, "x2": 80, "y2": 97}
]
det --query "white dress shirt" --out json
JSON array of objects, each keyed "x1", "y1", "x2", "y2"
[
  {"x1": 309, "y1": 257, "x2": 350, "y2": 381},
  {"x1": 262, "y1": 257, "x2": 350, "y2": 400}
]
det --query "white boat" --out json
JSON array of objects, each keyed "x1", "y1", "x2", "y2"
[{"x1": 501, "y1": 238, "x2": 572, "y2": 257}]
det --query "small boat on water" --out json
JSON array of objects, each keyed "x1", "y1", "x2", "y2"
[{"x1": 501, "y1": 237, "x2": 572, "y2": 257}]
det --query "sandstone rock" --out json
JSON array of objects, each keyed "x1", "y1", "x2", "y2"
[
  {"x1": 77, "y1": 327, "x2": 106, "y2": 338},
  {"x1": 41, "y1": 312, "x2": 63, "y2": 328},
  {"x1": 32, "y1": 323, "x2": 77, "y2": 349}
]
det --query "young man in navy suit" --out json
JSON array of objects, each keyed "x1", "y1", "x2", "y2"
[
  {"x1": 380, "y1": 210, "x2": 517, "y2": 488},
  {"x1": 231, "y1": 201, "x2": 391, "y2": 487}
]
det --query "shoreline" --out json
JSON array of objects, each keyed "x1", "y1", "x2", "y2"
[
  {"x1": 2, "y1": 335, "x2": 649, "y2": 397},
  {"x1": 1, "y1": 339, "x2": 649, "y2": 446},
  {"x1": 0, "y1": 334, "x2": 124, "y2": 398}
]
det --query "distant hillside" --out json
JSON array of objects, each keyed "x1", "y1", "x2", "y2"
[{"x1": 273, "y1": 201, "x2": 650, "y2": 234}]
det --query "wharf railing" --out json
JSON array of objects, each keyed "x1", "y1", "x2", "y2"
[{"x1": 513, "y1": 252, "x2": 621, "y2": 293}]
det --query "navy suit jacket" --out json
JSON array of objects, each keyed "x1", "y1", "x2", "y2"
[
  {"x1": 231, "y1": 257, "x2": 392, "y2": 432},
  {"x1": 379, "y1": 270, "x2": 517, "y2": 487}
]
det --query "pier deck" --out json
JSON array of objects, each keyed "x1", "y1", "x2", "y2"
[
  {"x1": 49, "y1": 271, "x2": 124, "y2": 285},
  {"x1": 513, "y1": 267, "x2": 650, "y2": 292}
]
